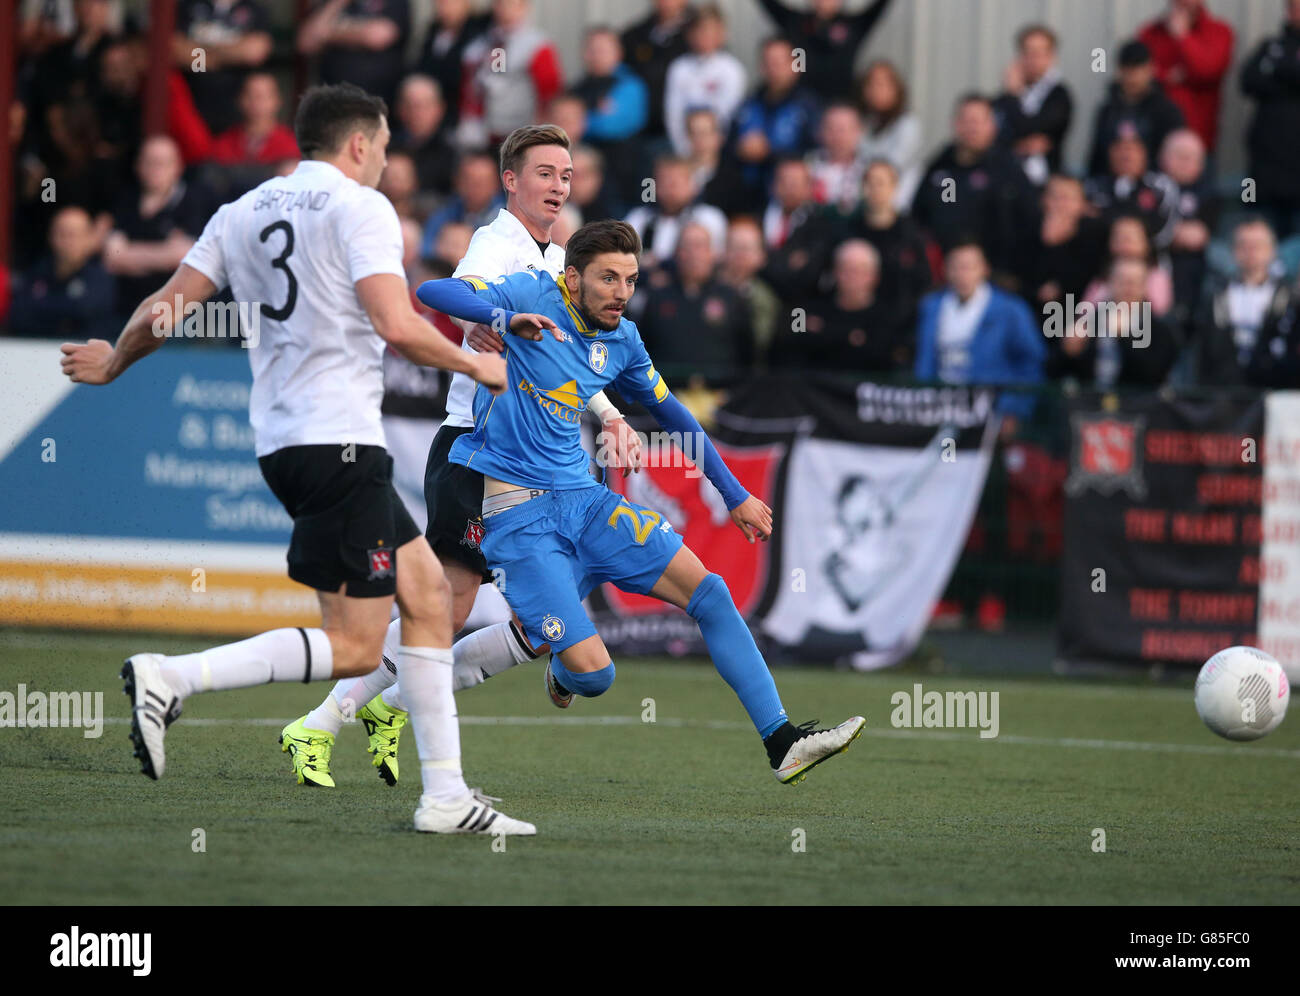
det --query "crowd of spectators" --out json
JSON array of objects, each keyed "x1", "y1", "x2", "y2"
[{"x1": 7, "y1": 0, "x2": 1300, "y2": 397}]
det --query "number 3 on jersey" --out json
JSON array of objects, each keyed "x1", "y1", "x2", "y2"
[
  {"x1": 607, "y1": 501, "x2": 662, "y2": 545},
  {"x1": 259, "y1": 220, "x2": 297, "y2": 321}
]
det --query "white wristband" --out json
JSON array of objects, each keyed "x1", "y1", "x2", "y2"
[{"x1": 588, "y1": 392, "x2": 621, "y2": 422}]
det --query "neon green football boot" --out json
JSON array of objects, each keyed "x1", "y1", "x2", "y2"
[
  {"x1": 279, "y1": 716, "x2": 335, "y2": 788},
  {"x1": 358, "y1": 694, "x2": 408, "y2": 786}
]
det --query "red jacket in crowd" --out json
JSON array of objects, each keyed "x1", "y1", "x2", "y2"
[
  {"x1": 1137, "y1": 6, "x2": 1234, "y2": 151},
  {"x1": 209, "y1": 124, "x2": 301, "y2": 165},
  {"x1": 168, "y1": 70, "x2": 215, "y2": 164}
]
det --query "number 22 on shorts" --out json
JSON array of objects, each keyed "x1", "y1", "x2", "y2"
[{"x1": 607, "y1": 502, "x2": 662, "y2": 545}]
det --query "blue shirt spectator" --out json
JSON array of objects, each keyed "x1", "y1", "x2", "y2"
[
  {"x1": 914, "y1": 242, "x2": 1044, "y2": 417},
  {"x1": 733, "y1": 36, "x2": 821, "y2": 199},
  {"x1": 573, "y1": 27, "x2": 649, "y2": 143}
]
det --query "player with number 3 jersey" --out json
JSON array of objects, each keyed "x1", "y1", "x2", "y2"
[{"x1": 59, "y1": 83, "x2": 534, "y2": 835}]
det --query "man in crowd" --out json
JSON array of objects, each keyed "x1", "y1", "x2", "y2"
[
  {"x1": 1087, "y1": 39, "x2": 1185, "y2": 177},
  {"x1": 753, "y1": 0, "x2": 894, "y2": 103},
  {"x1": 1195, "y1": 218, "x2": 1291, "y2": 386},
  {"x1": 173, "y1": 0, "x2": 273, "y2": 134},
  {"x1": 663, "y1": 5, "x2": 747, "y2": 157},
  {"x1": 637, "y1": 221, "x2": 754, "y2": 387},
  {"x1": 297, "y1": 0, "x2": 410, "y2": 107},
  {"x1": 994, "y1": 24, "x2": 1072, "y2": 185},
  {"x1": 912, "y1": 94, "x2": 1035, "y2": 283},
  {"x1": 624, "y1": 155, "x2": 727, "y2": 267},
  {"x1": 914, "y1": 241, "x2": 1044, "y2": 422},
  {"x1": 390, "y1": 74, "x2": 457, "y2": 199},
  {"x1": 732, "y1": 35, "x2": 822, "y2": 202},
  {"x1": 621, "y1": 0, "x2": 692, "y2": 143},
  {"x1": 770, "y1": 239, "x2": 907, "y2": 374},
  {"x1": 9, "y1": 205, "x2": 116, "y2": 339},
  {"x1": 1240, "y1": 0, "x2": 1300, "y2": 238}
]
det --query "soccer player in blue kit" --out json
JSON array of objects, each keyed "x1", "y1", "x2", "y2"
[{"x1": 417, "y1": 219, "x2": 864, "y2": 784}]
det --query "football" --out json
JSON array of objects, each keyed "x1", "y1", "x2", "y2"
[{"x1": 1194, "y1": 646, "x2": 1291, "y2": 741}]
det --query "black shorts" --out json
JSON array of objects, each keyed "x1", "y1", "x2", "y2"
[
  {"x1": 423, "y1": 424, "x2": 491, "y2": 582},
  {"x1": 259, "y1": 444, "x2": 420, "y2": 598}
]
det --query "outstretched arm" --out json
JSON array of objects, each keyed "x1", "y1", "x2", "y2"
[
  {"x1": 357, "y1": 273, "x2": 507, "y2": 393},
  {"x1": 416, "y1": 275, "x2": 561, "y2": 341},
  {"x1": 450, "y1": 277, "x2": 637, "y2": 466},
  {"x1": 650, "y1": 391, "x2": 771, "y2": 543},
  {"x1": 60, "y1": 263, "x2": 217, "y2": 385}
]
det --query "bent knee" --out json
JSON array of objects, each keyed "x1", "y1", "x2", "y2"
[{"x1": 554, "y1": 656, "x2": 615, "y2": 697}]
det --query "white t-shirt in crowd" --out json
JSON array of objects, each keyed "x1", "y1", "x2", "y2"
[
  {"x1": 936, "y1": 283, "x2": 991, "y2": 383},
  {"x1": 182, "y1": 159, "x2": 406, "y2": 456},
  {"x1": 1226, "y1": 281, "x2": 1276, "y2": 354},
  {"x1": 663, "y1": 50, "x2": 748, "y2": 158}
]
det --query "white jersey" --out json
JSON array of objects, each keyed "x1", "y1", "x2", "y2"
[
  {"x1": 444, "y1": 207, "x2": 566, "y2": 428},
  {"x1": 182, "y1": 160, "x2": 406, "y2": 456}
]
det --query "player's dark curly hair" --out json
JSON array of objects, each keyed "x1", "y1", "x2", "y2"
[
  {"x1": 564, "y1": 220, "x2": 642, "y2": 275},
  {"x1": 295, "y1": 83, "x2": 387, "y2": 159}
]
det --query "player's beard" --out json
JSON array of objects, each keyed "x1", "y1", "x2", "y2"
[{"x1": 576, "y1": 282, "x2": 624, "y2": 331}]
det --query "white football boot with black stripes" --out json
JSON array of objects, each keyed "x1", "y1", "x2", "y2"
[
  {"x1": 414, "y1": 787, "x2": 537, "y2": 835},
  {"x1": 120, "y1": 654, "x2": 183, "y2": 780}
]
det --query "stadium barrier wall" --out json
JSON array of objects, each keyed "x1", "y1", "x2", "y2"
[{"x1": 2, "y1": 341, "x2": 1296, "y2": 676}]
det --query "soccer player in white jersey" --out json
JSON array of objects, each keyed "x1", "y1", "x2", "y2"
[
  {"x1": 58, "y1": 83, "x2": 536, "y2": 835},
  {"x1": 284, "y1": 124, "x2": 643, "y2": 788}
]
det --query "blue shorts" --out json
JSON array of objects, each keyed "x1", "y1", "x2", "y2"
[{"x1": 478, "y1": 486, "x2": 684, "y2": 652}]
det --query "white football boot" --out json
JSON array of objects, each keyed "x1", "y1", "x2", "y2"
[
  {"x1": 772, "y1": 716, "x2": 866, "y2": 785},
  {"x1": 120, "y1": 654, "x2": 183, "y2": 780},
  {"x1": 414, "y1": 788, "x2": 537, "y2": 835}
]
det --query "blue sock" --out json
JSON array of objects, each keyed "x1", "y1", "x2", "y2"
[
  {"x1": 685, "y1": 573, "x2": 788, "y2": 737},
  {"x1": 551, "y1": 656, "x2": 615, "y2": 696}
]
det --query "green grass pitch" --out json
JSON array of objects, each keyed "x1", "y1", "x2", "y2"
[{"x1": 2, "y1": 628, "x2": 1296, "y2": 905}]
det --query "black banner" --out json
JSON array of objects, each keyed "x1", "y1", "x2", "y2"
[{"x1": 1059, "y1": 393, "x2": 1265, "y2": 667}]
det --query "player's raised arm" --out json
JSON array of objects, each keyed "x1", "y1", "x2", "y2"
[
  {"x1": 415, "y1": 273, "x2": 563, "y2": 343},
  {"x1": 356, "y1": 273, "x2": 508, "y2": 394},
  {"x1": 60, "y1": 263, "x2": 217, "y2": 385}
]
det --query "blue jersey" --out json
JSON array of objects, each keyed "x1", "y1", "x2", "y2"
[{"x1": 444, "y1": 270, "x2": 671, "y2": 490}]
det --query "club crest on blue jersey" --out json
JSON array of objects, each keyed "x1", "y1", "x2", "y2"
[
  {"x1": 588, "y1": 342, "x2": 608, "y2": 374},
  {"x1": 542, "y1": 615, "x2": 565, "y2": 642}
]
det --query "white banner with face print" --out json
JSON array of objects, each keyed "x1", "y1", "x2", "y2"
[{"x1": 762, "y1": 421, "x2": 999, "y2": 670}]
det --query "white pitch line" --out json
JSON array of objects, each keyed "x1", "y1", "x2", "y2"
[
  {"x1": 97, "y1": 716, "x2": 1300, "y2": 759},
  {"x1": 863, "y1": 726, "x2": 1300, "y2": 759}
]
